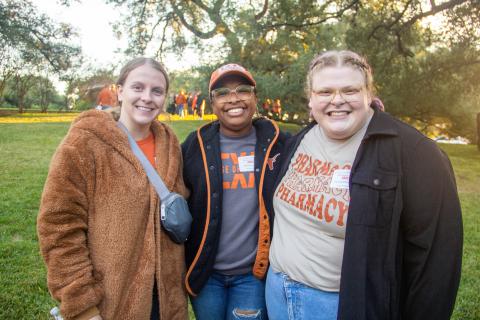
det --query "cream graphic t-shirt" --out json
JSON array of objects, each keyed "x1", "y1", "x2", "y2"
[{"x1": 269, "y1": 118, "x2": 371, "y2": 292}]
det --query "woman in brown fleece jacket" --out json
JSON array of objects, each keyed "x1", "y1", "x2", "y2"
[{"x1": 37, "y1": 58, "x2": 188, "y2": 320}]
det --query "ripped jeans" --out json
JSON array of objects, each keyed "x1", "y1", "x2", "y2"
[{"x1": 190, "y1": 271, "x2": 267, "y2": 320}]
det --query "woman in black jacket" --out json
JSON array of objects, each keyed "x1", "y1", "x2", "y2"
[{"x1": 266, "y1": 50, "x2": 462, "y2": 320}]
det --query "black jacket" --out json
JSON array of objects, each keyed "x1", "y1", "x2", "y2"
[
  {"x1": 182, "y1": 118, "x2": 288, "y2": 296},
  {"x1": 275, "y1": 107, "x2": 463, "y2": 320}
]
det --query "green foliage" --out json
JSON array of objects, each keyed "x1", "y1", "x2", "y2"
[
  {"x1": 0, "y1": 0, "x2": 81, "y2": 113},
  {"x1": 25, "y1": 76, "x2": 61, "y2": 112},
  {"x1": 343, "y1": 2, "x2": 480, "y2": 140},
  {"x1": 0, "y1": 0, "x2": 80, "y2": 71},
  {"x1": 170, "y1": 69, "x2": 208, "y2": 95},
  {"x1": 0, "y1": 75, "x2": 64, "y2": 112}
]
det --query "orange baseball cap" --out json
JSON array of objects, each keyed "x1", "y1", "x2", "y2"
[{"x1": 209, "y1": 63, "x2": 256, "y2": 93}]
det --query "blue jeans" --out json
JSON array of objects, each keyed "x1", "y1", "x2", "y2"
[
  {"x1": 265, "y1": 268, "x2": 339, "y2": 320},
  {"x1": 190, "y1": 271, "x2": 267, "y2": 320}
]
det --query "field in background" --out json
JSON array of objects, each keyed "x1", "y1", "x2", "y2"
[{"x1": 0, "y1": 115, "x2": 478, "y2": 319}]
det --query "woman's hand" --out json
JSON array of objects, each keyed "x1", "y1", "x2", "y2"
[{"x1": 89, "y1": 316, "x2": 103, "y2": 320}]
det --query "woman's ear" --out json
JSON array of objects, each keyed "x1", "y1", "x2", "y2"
[
  {"x1": 365, "y1": 91, "x2": 373, "y2": 106},
  {"x1": 117, "y1": 85, "x2": 123, "y2": 103},
  {"x1": 307, "y1": 95, "x2": 313, "y2": 110}
]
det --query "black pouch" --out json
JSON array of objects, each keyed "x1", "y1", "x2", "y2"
[{"x1": 160, "y1": 193, "x2": 193, "y2": 244}]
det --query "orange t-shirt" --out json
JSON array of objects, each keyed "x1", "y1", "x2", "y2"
[{"x1": 137, "y1": 132, "x2": 155, "y2": 166}]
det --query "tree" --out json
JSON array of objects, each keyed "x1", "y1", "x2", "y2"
[
  {"x1": 343, "y1": 1, "x2": 480, "y2": 139},
  {"x1": 1, "y1": 0, "x2": 81, "y2": 112},
  {"x1": 13, "y1": 72, "x2": 35, "y2": 113},
  {"x1": 0, "y1": 46, "x2": 19, "y2": 104},
  {"x1": 105, "y1": 0, "x2": 479, "y2": 138},
  {"x1": 0, "y1": 0, "x2": 80, "y2": 72},
  {"x1": 104, "y1": 0, "x2": 473, "y2": 61},
  {"x1": 28, "y1": 74, "x2": 58, "y2": 112}
]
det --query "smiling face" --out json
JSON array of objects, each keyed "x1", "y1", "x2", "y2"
[
  {"x1": 118, "y1": 63, "x2": 167, "y2": 137},
  {"x1": 211, "y1": 75, "x2": 257, "y2": 137},
  {"x1": 309, "y1": 66, "x2": 373, "y2": 141}
]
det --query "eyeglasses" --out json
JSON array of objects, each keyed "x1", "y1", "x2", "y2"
[
  {"x1": 211, "y1": 85, "x2": 255, "y2": 103},
  {"x1": 311, "y1": 87, "x2": 364, "y2": 105}
]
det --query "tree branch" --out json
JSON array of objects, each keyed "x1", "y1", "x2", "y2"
[
  {"x1": 403, "y1": 0, "x2": 469, "y2": 28},
  {"x1": 190, "y1": 0, "x2": 210, "y2": 12},
  {"x1": 265, "y1": 0, "x2": 359, "y2": 29},
  {"x1": 169, "y1": 0, "x2": 219, "y2": 39},
  {"x1": 395, "y1": 29, "x2": 414, "y2": 57},
  {"x1": 369, "y1": 0, "x2": 469, "y2": 40},
  {"x1": 156, "y1": 13, "x2": 173, "y2": 59},
  {"x1": 255, "y1": 0, "x2": 268, "y2": 21},
  {"x1": 368, "y1": 0, "x2": 414, "y2": 40}
]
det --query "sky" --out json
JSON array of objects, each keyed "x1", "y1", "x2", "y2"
[
  {"x1": 32, "y1": 0, "x2": 126, "y2": 68},
  {"x1": 31, "y1": 0, "x2": 200, "y2": 77}
]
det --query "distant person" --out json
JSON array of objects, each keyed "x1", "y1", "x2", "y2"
[
  {"x1": 37, "y1": 57, "x2": 188, "y2": 320},
  {"x1": 196, "y1": 90, "x2": 206, "y2": 119},
  {"x1": 261, "y1": 98, "x2": 271, "y2": 116},
  {"x1": 167, "y1": 93, "x2": 176, "y2": 114},
  {"x1": 198, "y1": 99, "x2": 206, "y2": 119},
  {"x1": 95, "y1": 84, "x2": 118, "y2": 110},
  {"x1": 182, "y1": 63, "x2": 289, "y2": 320},
  {"x1": 272, "y1": 98, "x2": 282, "y2": 120},
  {"x1": 266, "y1": 50, "x2": 463, "y2": 320},
  {"x1": 175, "y1": 90, "x2": 187, "y2": 118},
  {"x1": 190, "y1": 90, "x2": 199, "y2": 117}
]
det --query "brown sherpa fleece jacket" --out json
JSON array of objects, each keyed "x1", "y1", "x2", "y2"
[{"x1": 37, "y1": 110, "x2": 188, "y2": 320}]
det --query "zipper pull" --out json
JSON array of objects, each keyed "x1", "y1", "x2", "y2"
[{"x1": 161, "y1": 203, "x2": 166, "y2": 220}]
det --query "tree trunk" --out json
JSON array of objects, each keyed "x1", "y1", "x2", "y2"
[
  {"x1": 17, "y1": 96, "x2": 25, "y2": 113},
  {"x1": 17, "y1": 89, "x2": 26, "y2": 114}
]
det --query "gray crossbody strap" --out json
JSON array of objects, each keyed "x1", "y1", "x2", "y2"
[{"x1": 117, "y1": 121, "x2": 170, "y2": 201}]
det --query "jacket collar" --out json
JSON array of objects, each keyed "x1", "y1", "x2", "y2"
[
  {"x1": 363, "y1": 106, "x2": 398, "y2": 139},
  {"x1": 70, "y1": 110, "x2": 180, "y2": 189}
]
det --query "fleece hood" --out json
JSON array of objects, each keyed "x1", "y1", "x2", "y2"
[{"x1": 67, "y1": 109, "x2": 182, "y2": 192}]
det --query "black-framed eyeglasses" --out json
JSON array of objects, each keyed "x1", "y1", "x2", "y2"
[{"x1": 211, "y1": 85, "x2": 255, "y2": 103}]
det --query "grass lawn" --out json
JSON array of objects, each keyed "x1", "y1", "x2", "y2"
[{"x1": 0, "y1": 116, "x2": 478, "y2": 319}]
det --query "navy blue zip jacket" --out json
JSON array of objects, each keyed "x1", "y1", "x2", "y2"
[{"x1": 182, "y1": 117, "x2": 288, "y2": 296}]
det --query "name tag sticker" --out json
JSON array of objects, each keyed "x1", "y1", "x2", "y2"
[
  {"x1": 238, "y1": 155, "x2": 255, "y2": 172},
  {"x1": 330, "y1": 169, "x2": 351, "y2": 190}
]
